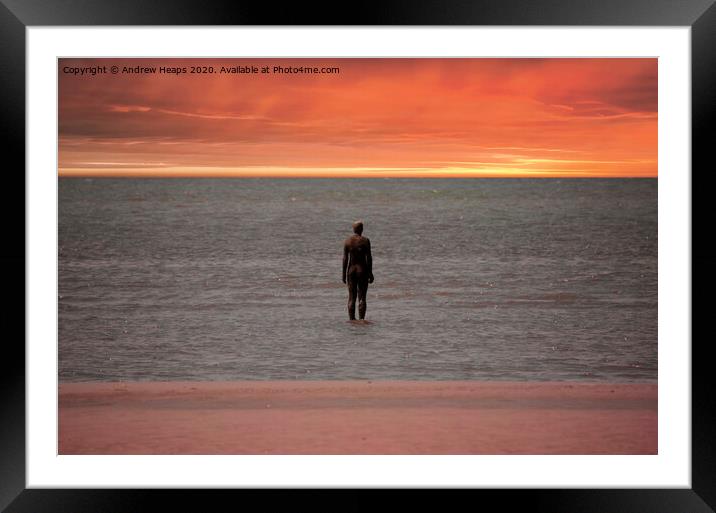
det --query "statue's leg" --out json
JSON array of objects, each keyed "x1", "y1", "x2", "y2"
[
  {"x1": 347, "y1": 276, "x2": 357, "y2": 320},
  {"x1": 358, "y1": 275, "x2": 368, "y2": 320}
]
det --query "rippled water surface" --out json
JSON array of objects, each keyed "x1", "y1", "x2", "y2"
[{"x1": 59, "y1": 178, "x2": 657, "y2": 382}]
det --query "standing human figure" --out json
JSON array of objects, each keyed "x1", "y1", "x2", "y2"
[{"x1": 342, "y1": 221, "x2": 374, "y2": 320}]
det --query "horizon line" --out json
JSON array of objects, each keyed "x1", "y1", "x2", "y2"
[{"x1": 58, "y1": 167, "x2": 657, "y2": 179}]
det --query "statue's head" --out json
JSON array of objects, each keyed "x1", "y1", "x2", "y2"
[{"x1": 352, "y1": 220, "x2": 364, "y2": 235}]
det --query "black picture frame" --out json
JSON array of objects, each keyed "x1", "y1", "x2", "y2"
[{"x1": 2, "y1": 0, "x2": 714, "y2": 511}]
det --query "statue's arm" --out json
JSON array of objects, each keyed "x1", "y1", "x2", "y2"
[
  {"x1": 342, "y1": 243, "x2": 349, "y2": 284},
  {"x1": 367, "y1": 239, "x2": 374, "y2": 283}
]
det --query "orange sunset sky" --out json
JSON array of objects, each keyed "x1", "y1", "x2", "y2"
[{"x1": 58, "y1": 58, "x2": 657, "y2": 178}]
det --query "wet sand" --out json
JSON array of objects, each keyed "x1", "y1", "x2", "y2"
[{"x1": 59, "y1": 381, "x2": 657, "y2": 455}]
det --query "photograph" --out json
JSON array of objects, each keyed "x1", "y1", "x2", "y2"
[
  {"x1": 57, "y1": 57, "x2": 658, "y2": 455},
  {"x1": 4, "y1": 0, "x2": 711, "y2": 507}
]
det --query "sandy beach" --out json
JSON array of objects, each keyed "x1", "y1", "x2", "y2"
[{"x1": 58, "y1": 381, "x2": 657, "y2": 455}]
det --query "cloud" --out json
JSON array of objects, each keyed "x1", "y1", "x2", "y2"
[{"x1": 58, "y1": 58, "x2": 657, "y2": 177}]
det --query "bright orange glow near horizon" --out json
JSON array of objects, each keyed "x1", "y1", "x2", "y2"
[{"x1": 59, "y1": 58, "x2": 657, "y2": 178}]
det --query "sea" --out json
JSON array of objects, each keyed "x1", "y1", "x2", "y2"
[{"x1": 58, "y1": 178, "x2": 658, "y2": 383}]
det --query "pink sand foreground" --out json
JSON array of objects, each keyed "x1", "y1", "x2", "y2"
[{"x1": 59, "y1": 381, "x2": 657, "y2": 455}]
